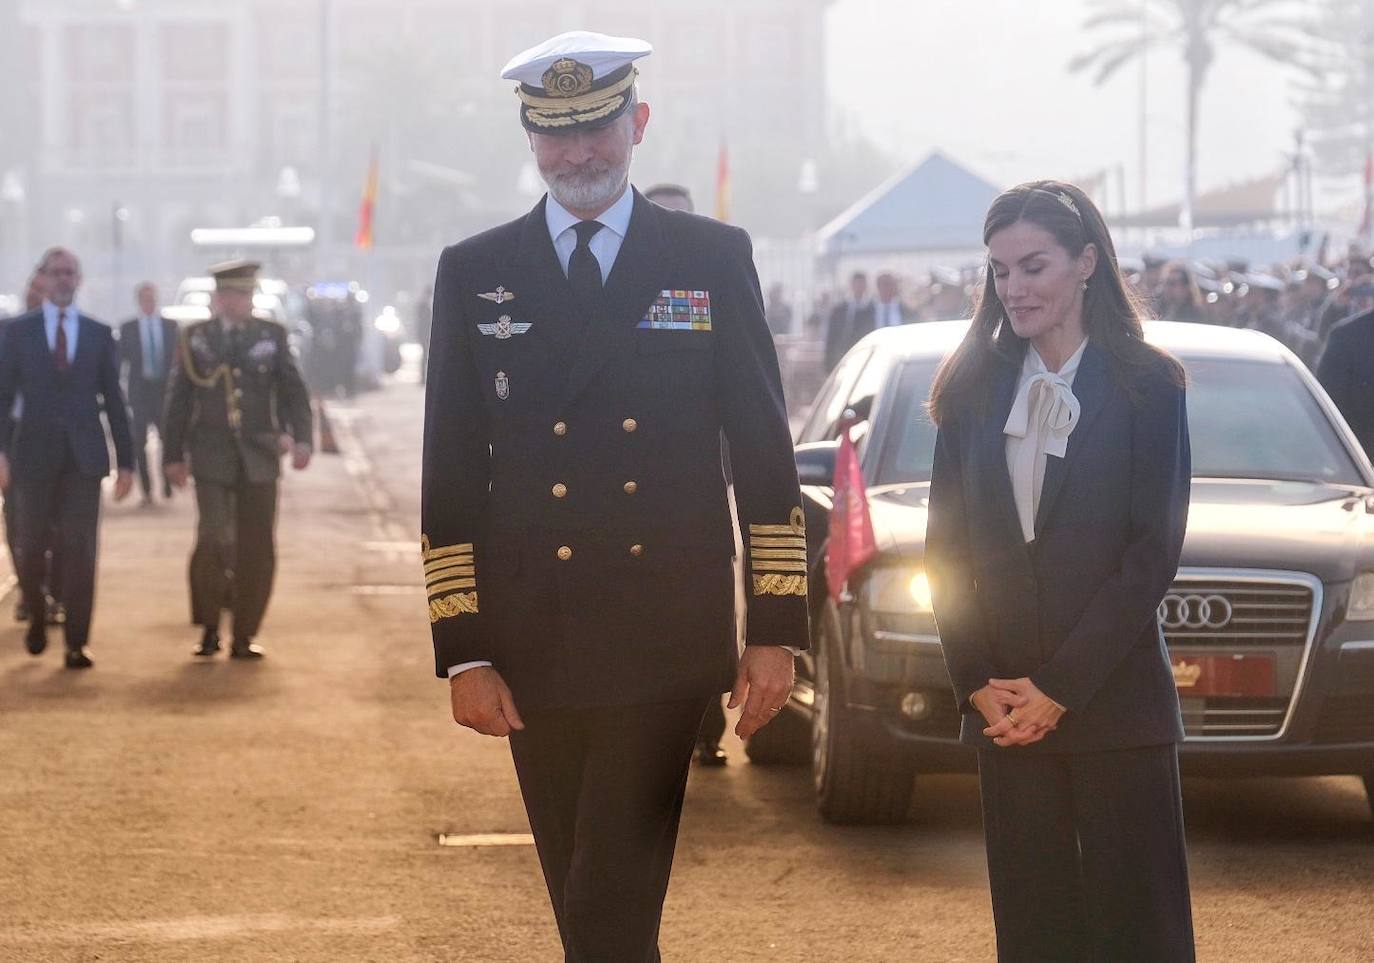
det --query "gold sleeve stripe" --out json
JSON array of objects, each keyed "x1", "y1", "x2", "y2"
[
  {"x1": 749, "y1": 536, "x2": 807, "y2": 549},
  {"x1": 750, "y1": 548, "x2": 808, "y2": 560},
  {"x1": 424, "y1": 552, "x2": 473, "y2": 570},
  {"x1": 428, "y1": 577, "x2": 478, "y2": 596},
  {"x1": 423, "y1": 542, "x2": 475, "y2": 563},
  {"x1": 749, "y1": 523, "x2": 800, "y2": 536},
  {"x1": 429, "y1": 592, "x2": 479, "y2": 622},
  {"x1": 751, "y1": 560, "x2": 809, "y2": 573},
  {"x1": 425, "y1": 562, "x2": 475, "y2": 581},
  {"x1": 753, "y1": 574, "x2": 808, "y2": 597}
]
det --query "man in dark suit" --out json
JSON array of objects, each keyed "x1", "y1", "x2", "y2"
[
  {"x1": 162, "y1": 260, "x2": 314, "y2": 660},
  {"x1": 871, "y1": 271, "x2": 913, "y2": 329},
  {"x1": 426, "y1": 32, "x2": 809, "y2": 961},
  {"x1": 119, "y1": 282, "x2": 179, "y2": 505},
  {"x1": 823, "y1": 270, "x2": 875, "y2": 371},
  {"x1": 1317, "y1": 289, "x2": 1374, "y2": 458},
  {"x1": 0, "y1": 247, "x2": 134, "y2": 668}
]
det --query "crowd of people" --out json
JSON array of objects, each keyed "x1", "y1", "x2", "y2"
[{"x1": 781, "y1": 244, "x2": 1374, "y2": 378}]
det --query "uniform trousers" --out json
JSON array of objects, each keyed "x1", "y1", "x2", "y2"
[
  {"x1": 129, "y1": 385, "x2": 167, "y2": 498},
  {"x1": 978, "y1": 743, "x2": 1196, "y2": 963},
  {"x1": 508, "y1": 697, "x2": 712, "y2": 963},
  {"x1": 189, "y1": 474, "x2": 278, "y2": 640},
  {"x1": 13, "y1": 449, "x2": 101, "y2": 648}
]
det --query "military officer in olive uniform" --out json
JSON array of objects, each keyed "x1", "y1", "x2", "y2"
[
  {"x1": 423, "y1": 32, "x2": 810, "y2": 962},
  {"x1": 163, "y1": 261, "x2": 313, "y2": 659}
]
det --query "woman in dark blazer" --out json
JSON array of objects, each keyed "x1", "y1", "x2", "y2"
[{"x1": 925, "y1": 180, "x2": 1194, "y2": 962}]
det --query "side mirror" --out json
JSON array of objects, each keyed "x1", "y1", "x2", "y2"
[{"x1": 795, "y1": 440, "x2": 839, "y2": 487}]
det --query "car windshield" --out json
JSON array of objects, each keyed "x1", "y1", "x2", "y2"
[{"x1": 874, "y1": 355, "x2": 1365, "y2": 487}]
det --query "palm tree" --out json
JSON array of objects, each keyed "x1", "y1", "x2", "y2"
[{"x1": 1071, "y1": 0, "x2": 1313, "y2": 233}]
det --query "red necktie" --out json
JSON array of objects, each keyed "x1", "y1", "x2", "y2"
[{"x1": 54, "y1": 312, "x2": 70, "y2": 373}]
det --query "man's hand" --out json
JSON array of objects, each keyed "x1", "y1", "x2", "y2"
[
  {"x1": 982, "y1": 677, "x2": 1065, "y2": 748},
  {"x1": 277, "y1": 433, "x2": 293, "y2": 455},
  {"x1": 112, "y1": 469, "x2": 134, "y2": 502},
  {"x1": 450, "y1": 666, "x2": 525, "y2": 737},
  {"x1": 0, "y1": 453, "x2": 8, "y2": 492},
  {"x1": 291, "y1": 443, "x2": 312, "y2": 471},
  {"x1": 164, "y1": 462, "x2": 189, "y2": 489},
  {"x1": 729, "y1": 645, "x2": 796, "y2": 740},
  {"x1": 970, "y1": 683, "x2": 1027, "y2": 732}
]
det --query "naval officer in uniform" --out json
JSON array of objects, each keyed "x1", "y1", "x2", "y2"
[
  {"x1": 163, "y1": 260, "x2": 314, "y2": 659},
  {"x1": 422, "y1": 31, "x2": 810, "y2": 962}
]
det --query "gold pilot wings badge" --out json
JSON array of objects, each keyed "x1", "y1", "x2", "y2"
[
  {"x1": 478, "y1": 315, "x2": 533, "y2": 339},
  {"x1": 478, "y1": 286, "x2": 516, "y2": 304}
]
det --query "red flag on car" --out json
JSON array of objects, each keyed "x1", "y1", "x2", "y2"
[{"x1": 826, "y1": 422, "x2": 877, "y2": 600}]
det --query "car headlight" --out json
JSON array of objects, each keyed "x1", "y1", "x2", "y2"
[
  {"x1": 1349, "y1": 573, "x2": 1374, "y2": 620},
  {"x1": 866, "y1": 567, "x2": 934, "y2": 615}
]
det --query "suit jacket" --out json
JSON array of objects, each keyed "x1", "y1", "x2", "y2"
[
  {"x1": 118, "y1": 315, "x2": 179, "y2": 417},
  {"x1": 925, "y1": 341, "x2": 1191, "y2": 753},
  {"x1": 1317, "y1": 309, "x2": 1374, "y2": 457},
  {"x1": 823, "y1": 298, "x2": 876, "y2": 371},
  {"x1": 161, "y1": 316, "x2": 313, "y2": 485},
  {"x1": 422, "y1": 189, "x2": 810, "y2": 709},
  {"x1": 0, "y1": 310, "x2": 134, "y2": 481}
]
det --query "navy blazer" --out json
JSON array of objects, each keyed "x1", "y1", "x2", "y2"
[
  {"x1": 0, "y1": 310, "x2": 135, "y2": 481},
  {"x1": 925, "y1": 340, "x2": 1191, "y2": 753},
  {"x1": 1316, "y1": 309, "x2": 1374, "y2": 457}
]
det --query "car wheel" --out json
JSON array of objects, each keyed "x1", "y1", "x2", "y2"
[{"x1": 811, "y1": 605, "x2": 916, "y2": 825}]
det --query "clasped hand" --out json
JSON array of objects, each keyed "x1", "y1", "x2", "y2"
[{"x1": 973, "y1": 677, "x2": 1065, "y2": 748}]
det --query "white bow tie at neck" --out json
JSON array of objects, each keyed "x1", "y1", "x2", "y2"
[{"x1": 1003, "y1": 372, "x2": 1081, "y2": 458}]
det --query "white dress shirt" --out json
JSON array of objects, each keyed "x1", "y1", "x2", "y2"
[
  {"x1": 448, "y1": 188, "x2": 801, "y2": 679},
  {"x1": 42, "y1": 300, "x2": 80, "y2": 363},
  {"x1": 1003, "y1": 338, "x2": 1088, "y2": 543},
  {"x1": 875, "y1": 299, "x2": 905, "y2": 329},
  {"x1": 545, "y1": 187, "x2": 634, "y2": 282}
]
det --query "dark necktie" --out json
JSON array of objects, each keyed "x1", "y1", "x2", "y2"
[
  {"x1": 54, "y1": 311, "x2": 70, "y2": 373},
  {"x1": 568, "y1": 220, "x2": 604, "y2": 314}
]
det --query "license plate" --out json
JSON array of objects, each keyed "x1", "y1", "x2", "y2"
[{"x1": 1171, "y1": 653, "x2": 1276, "y2": 697}]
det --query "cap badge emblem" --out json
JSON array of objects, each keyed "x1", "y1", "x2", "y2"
[{"x1": 542, "y1": 58, "x2": 594, "y2": 98}]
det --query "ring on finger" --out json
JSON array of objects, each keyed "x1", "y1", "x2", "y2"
[{"x1": 1006, "y1": 711, "x2": 1019, "y2": 726}]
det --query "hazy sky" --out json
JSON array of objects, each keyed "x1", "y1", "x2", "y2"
[{"x1": 827, "y1": 0, "x2": 1313, "y2": 212}]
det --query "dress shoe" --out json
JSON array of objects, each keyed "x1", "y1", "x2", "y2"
[
  {"x1": 64, "y1": 648, "x2": 93, "y2": 669},
  {"x1": 24, "y1": 621, "x2": 47, "y2": 656},
  {"x1": 194, "y1": 628, "x2": 221, "y2": 658},
  {"x1": 695, "y1": 743, "x2": 728, "y2": 767},
  {"x1": 230, "y1": 640, "x2": 264, "y2": 660},
  {"x1": 14, "y1": 598, "x2": 29, "y2": 623}
]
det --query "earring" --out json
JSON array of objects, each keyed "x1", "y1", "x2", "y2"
[{"x1": 1080, "y1": 280, "x2": 1088, "y2": 292}]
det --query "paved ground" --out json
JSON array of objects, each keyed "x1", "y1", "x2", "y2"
[{"x1": 2, "y1": 379, "x2": 1373, "y2": 962}]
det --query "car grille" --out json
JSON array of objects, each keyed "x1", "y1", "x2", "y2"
[
  {"x1": 1312, "y1": 695, "x2": 1374, "y2": 745},
  {"x1": 1164, "y1": 573, "x2": 1318, "y2": 740}
]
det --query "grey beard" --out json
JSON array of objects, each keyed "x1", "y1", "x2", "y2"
[{"x1": 544, "y1": 161, "x2": 630, "y2": 212}]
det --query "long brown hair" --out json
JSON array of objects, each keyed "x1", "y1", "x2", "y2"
[{"x1": 928, "y1": 179, "x2": 1184, "y2": 425}]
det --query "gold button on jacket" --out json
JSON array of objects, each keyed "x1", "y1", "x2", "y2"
[
  {"x1": 552, "y1": 483, "x2": 568, "y2": 498},
  {"x1": 623, "y1": 481, "x2": 638, "y2": 495},
  {"x1": 556, "y1": 545, "x2": 573, "y2": 561},
  {"x1": 622, "y1": 418, "x2": 637, "y2": 433}
]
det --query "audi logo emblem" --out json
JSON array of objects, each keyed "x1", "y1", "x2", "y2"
[{"x1": 1157, "y1": 594, "x2": 1233, "y2": 630}]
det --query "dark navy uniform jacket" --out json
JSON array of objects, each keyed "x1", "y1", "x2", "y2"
[
  {"x1": 422, "y1": 189, "x2": 810, "y2": 710},
  {"x1": 926, "y1": 341, "x2": 1191, "y2": 753},
  {"x1": 0, "y1": 310, "x2": 134, "y2": 482},
  {"x1": 1317, "y1": 309, "x2": 1374, "y2": 457}
]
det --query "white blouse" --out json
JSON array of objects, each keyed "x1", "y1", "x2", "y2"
[{"x1": 1003, "y1": 339, "x2": 1088, "y2": 542}]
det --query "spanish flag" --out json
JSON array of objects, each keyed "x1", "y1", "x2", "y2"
[
  {"x1": 355, "y1": 146, "x2": 379, "y2": 250},
  {"x1": 713, "y1": 140, "x2": 731, "y2": 223}
]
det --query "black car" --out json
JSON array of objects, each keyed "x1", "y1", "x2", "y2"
[{"x1": 750, "y1": 320, "x2": 1374, "y2": 825}]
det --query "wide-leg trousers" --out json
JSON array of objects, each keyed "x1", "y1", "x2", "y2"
[
  {"x1": 978, "y1": 743, "x2": 1196, "y2": 963},
  {"x1": 508, "y1": 697, "x2": 711, "y2": 963}
]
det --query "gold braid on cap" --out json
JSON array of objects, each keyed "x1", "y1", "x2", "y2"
[{"x1": 517, "y1": 67, "x2": 638, "y2": 111}]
